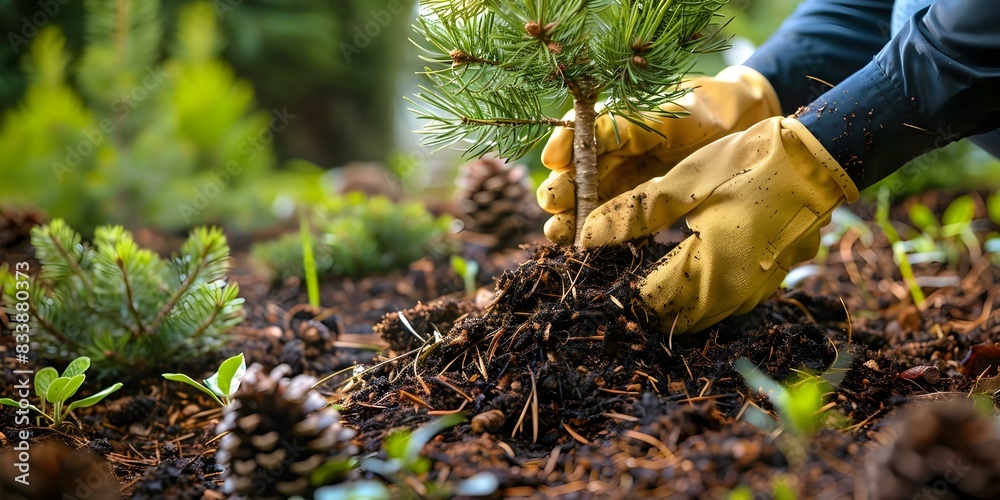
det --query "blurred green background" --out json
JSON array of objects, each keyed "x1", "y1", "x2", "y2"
[{"x1": 0, "y1": 0, "x2": 997, "y2": 236}]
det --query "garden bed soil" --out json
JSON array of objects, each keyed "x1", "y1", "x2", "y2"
[{"x1": 1, "y1": 191, "x2": 999, "y2": 498}]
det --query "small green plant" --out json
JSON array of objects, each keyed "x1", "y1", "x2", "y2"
[
  {"x1": 0, "y1": 356, "x2": 122, "y2": 427},
  {"x1": 987, "y1": 192, "x2": 1000, "y2": 265},
  {"x1": 301, "y1": 210, "x2": 321, "y2": 307},
  {"x1": 0, "y1": 219, "x2": 244, "y2": 376},
  {"x1": 736, "y1": 359, "x2": 827, "y2": 439},
  {"x1": 252, "y1": 193, "x2": 456, "y2": 281},
  {"x1": 162, "y1": 353, "x2": 246, "y2": 407},
  {"x1": 906, "y1": 194, "x2": 982, "y2": 266},
  {"x1": 315, "y1": 413, "x2": 496, "y2": 499},
  {"x1": 449, "y1": 255, "x2": 480, "y2": 297},
  {"x1": 727, "y1": 477, "x2": 797, "y2": 500},
  {"x1": 875, "y1": 186, "x2": 926, "y2": 305}
]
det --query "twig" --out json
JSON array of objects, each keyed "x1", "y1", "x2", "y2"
[
  {"x1": 623, "y1": 429, "x2": 674, "y2": 459},
  {"x1": 562, "y1": 423, "x2": 589, "y2": 444},
  {"x1": 530, "y1": 368, "x2": 539, "y2": 444}
]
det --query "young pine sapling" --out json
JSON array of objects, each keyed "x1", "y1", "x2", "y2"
[{"x1": 411, "y1": 0, "x2": 728, "y2": 246}]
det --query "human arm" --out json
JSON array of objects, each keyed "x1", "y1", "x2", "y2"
[
  {"x1": 577, "y1": 0, "x2": 1000, "y2": 334},
  {"x1": 795, "y1": 0, "x2": 1000, "y2": 189}
]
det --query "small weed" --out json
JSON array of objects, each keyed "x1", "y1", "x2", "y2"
[
  {"x1": 162, "y1": 353, "x2": 246, "y2": 407},
  {"x1": 0, "y1": 356, "x2": 122, "y2": 427},
  {"x1": 450, "y1": 255, "x2": 480, "y2": 297}
]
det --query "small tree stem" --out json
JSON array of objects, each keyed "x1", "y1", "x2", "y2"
[{"x1": 572, "y1": 97, "x2": 598, "y2": 248}]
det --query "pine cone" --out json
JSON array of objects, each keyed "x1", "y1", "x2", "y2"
[
  {"x1": 867, "y1": 399, "x2": 1000, "y2": 499},
  {"x1": 0, "y1": 442, "x2": 120, "y2": 500},
  {"x1": 217, "y1": 364, "x2": 357, "y2": 499},
  {"x1": 454, "y1": 158, "x2": 539, "y2": 247}
]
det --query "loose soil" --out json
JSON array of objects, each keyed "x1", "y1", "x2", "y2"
[{"x1": 1, "y1": 191, "x2": 999, "y2": 499}]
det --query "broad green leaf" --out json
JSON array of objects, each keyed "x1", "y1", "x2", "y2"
[
  {"x1": 785, "y1": 380, "x2": 824, "y2": 436},
  {"x1": 57, "y1": 374, "x2": 86, "y2": 403},
  {"x1": 0, "y1": 398, "x2": 40, "y2": 414},
  {"x1": 216, "y1": 353, "x2": 246, "y2": 397},
  {"x1": 773, "y1": 479, "x2": 797, "y2": 500},
  {"x1": 163, "y1": 373, "x2": 225, "y2": 407},
  {"x1": 34, "y1": 367, "x2": 59, "y2": 400},
  {"x1": 66, "y1": 383, "x2": 123, "y2": 412},
  {"x1": 45, "y1": 377, "x2": 71, "y2": 404},
  {"x1": 310, "y1": 457, "x2": 360, "y2": 486},
  {"x1": 62, "y1": 357, "x2": 91, "y2": 378},
  {"x1": 404, "y1": 413, "x2": 466, "y2": 464},
  {"x1": 203, "y1": 374, "x2": 225, "y2": 398},
  {"x1": 908, "y1": 204, "x2": 938, "y2": 235},
  {"x1": 384, "y1": 430, "x2": 411, "y2": 461},
  {"x1": 450, "y1": 255, "x2": 468, "y2": 277},
  {"x1": 315, "y1": 480, "x2": 390, "y2": 500},
  {"x1": 942, "y1": 195, "x2": 975, "y2": 227},
  {"x1": 988, "y1": 192, "x2": 1000, "y2": 224}
]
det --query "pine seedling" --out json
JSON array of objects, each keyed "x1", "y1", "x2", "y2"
[
  {"x1": 410, "y1": 0, "x2": 729, "y2": 246},
  {"x1": 0, "y1": 219, "x2": 245, "y2": 376}
]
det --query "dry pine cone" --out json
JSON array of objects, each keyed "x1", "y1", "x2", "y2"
[
  {"x1": 454, "y1": 158, "x2": 539, "y2": 247},
  {"x1": 217, "y1": 364, "x2": 357, "y2": 499},
  {"x1": 0, "y1": 442, "x2": 120, "y2": 500},
  {"x1": 867, "y1": 399, "x2": 1000, "y2": 499}
]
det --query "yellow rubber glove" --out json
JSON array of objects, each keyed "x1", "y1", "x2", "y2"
[
  {"x1": 579, "y1": 116, "x2": 859, "y2": 334},
  {"x1": 537, "y1": 66, "x2": 781, "y2": 244}
]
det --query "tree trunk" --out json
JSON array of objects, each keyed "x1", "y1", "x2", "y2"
[{"x1": 572, "y1": 98, "x2": 598, "y2": 248}]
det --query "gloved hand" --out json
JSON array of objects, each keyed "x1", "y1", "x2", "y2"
[
  {"x1": 537, "y1": 66, "x2": 781, "y2": 244},
  {"x1": 578, "y1": 116, "x2": 859, "y2": 334}
]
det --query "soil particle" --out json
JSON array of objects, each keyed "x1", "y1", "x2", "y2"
[{"x1": 128, "y1": 456, "x2": 221, "y2": 500}]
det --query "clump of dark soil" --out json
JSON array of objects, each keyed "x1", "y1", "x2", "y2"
[{"x1": 345, "y1": 241, "x2": 861, "y2": 495}]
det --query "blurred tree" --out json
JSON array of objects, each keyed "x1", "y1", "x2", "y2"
[
  {"x1": 0, "y1": 1, "x2": 324, "y2": 234},
  {"x1": 217, "y1": 0, "x2": 418, "y2": 166},
  {"x1": 1, "y1": 0, "x2": 417, "y2": 167}
]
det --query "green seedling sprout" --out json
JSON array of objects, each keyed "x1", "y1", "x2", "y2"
[
  {"x1": 450, "y1": 255, "x2": 480, "y2": 297},
  {"x1": 875, "y1": 187, "x2": 926, "y2": 305},
  {"x1": 301, "y1": 210, "x2": 321, "y2": 308},
  {"x1": 162, "y1": 352, "x2": 246, "y2": 407},
  {"x1": 735, "y1": 358, "x2": 826, "y2": 439},
  {"x1": 315, "y1": 413, "x2": 495, "y2": 499},
  {"x1": 907, "y1": 194, "x2": 982, "y2": 265},
  {"x1": 0, "y1": 356, "x2": 123, "y2": 427}
]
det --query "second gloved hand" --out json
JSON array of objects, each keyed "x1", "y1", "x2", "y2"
[
  {"x1": 537, "y1": 66, "x2": 781, "y2": 244},
  {"x1": 578, "y1": 116, "x2": 859, "y2": 334}
]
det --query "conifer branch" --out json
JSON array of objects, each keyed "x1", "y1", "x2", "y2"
[
  {"x1": 164, "y1": 298, "x2": 222, "y2": 358},
  {"x1": 28, "y1": 301, "x2": 83, "y2": 350},
  {"x1": 412, "y1": 0, "x2": 729, "y2": 246},
  {"x1": 44, "y1": 225, "x2": 93, "y2": 291},
  {"x1": 115, "y1": 256, "x2": 146, "y2": 336},
  {"x1": 148, "y1": 227, "x2": 230, "y2": 336},
  {"x1": 1, "y1": 220, "x2": 243, "y2": 376},
  {"x1": 461, "y1": 116, "x2": 574, "y2": 128}
]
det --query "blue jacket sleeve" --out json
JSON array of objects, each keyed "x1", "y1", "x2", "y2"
[
  {"x1": 793, "y1": 0, "x2": 1000, "y2": 189},
  {"x1": 744, "y1": 0, "x2": 895, "y2": 115}
]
